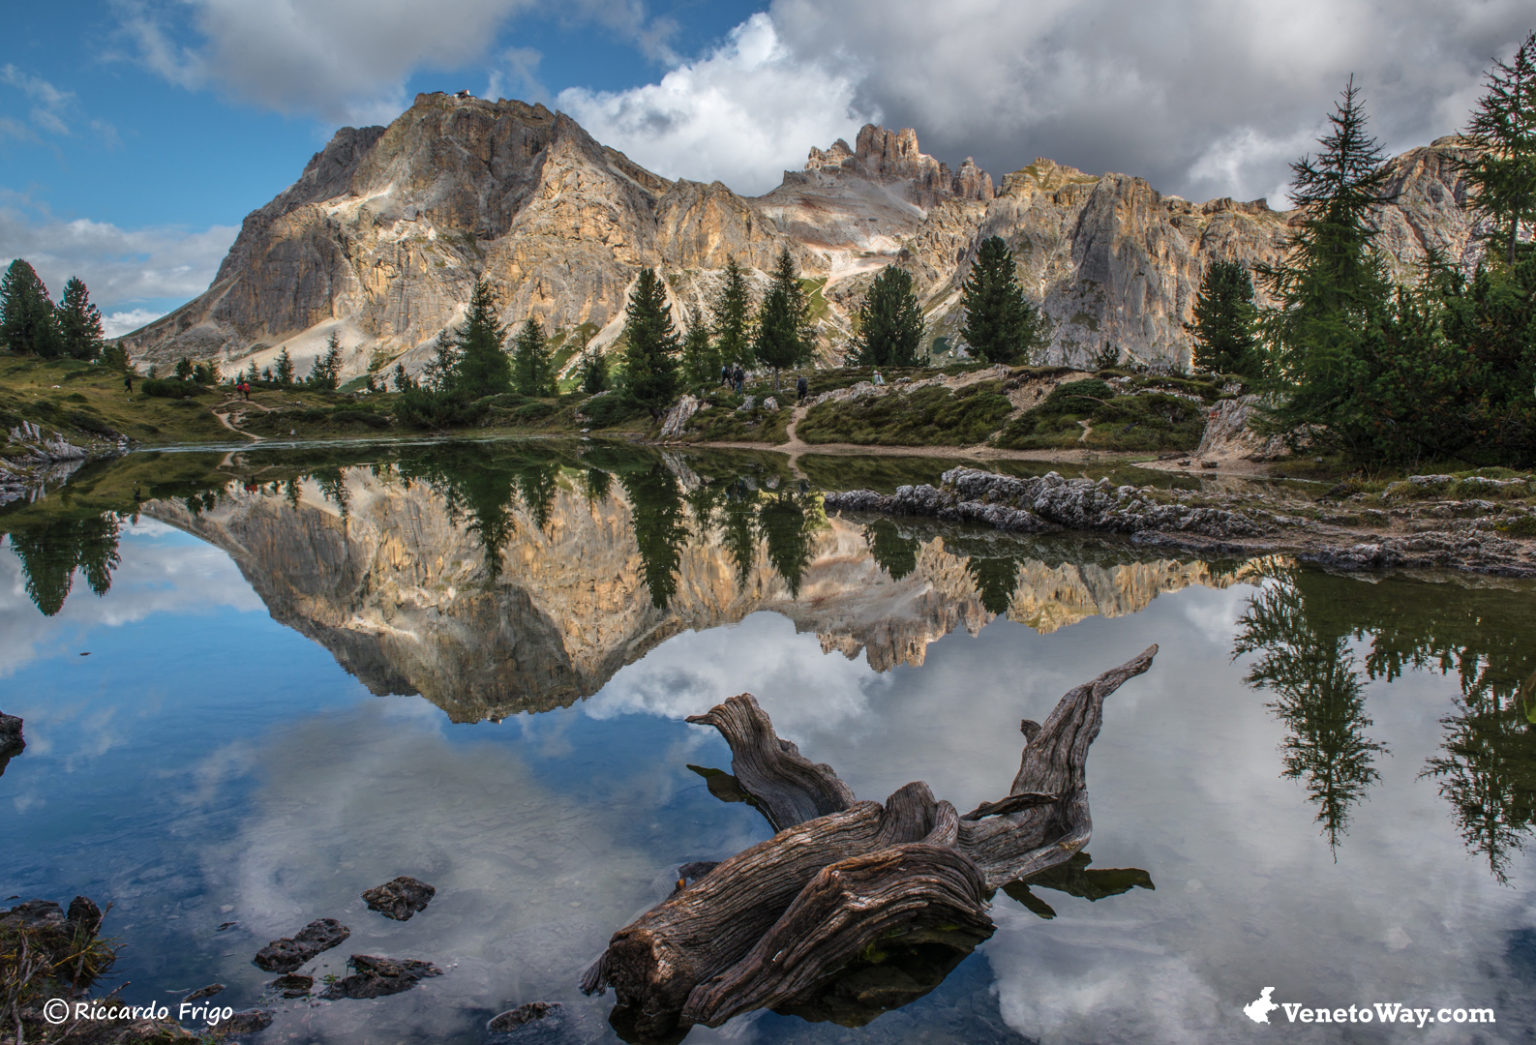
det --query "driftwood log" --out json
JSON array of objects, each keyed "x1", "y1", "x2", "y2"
[{"x1": 582, "y1": 645, "x2": 1158, "y2": 1039}]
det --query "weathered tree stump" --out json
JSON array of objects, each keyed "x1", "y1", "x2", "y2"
[{"x1": 582, "y1": 645, "x2": 1158, "y2": 1039}]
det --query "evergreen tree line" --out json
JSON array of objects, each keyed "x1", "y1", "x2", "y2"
[
  {"x1": 1186, "y1": 32, "x2": 1536, "y2": 467},
  {"x1": 0, "y1": 261, "x2": 121, "y2": 366}
]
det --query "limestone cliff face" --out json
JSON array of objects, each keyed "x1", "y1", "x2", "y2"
[
  {"x1": 121, "y1": 95, "x2": 1487, "y2": 378},
  {"x1": 146, "y1": 468, "x2": 1263, "y2": 722}
]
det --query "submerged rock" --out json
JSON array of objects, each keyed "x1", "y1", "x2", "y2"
[
  {"x1": 362, "y1": 876, "x2": 436, "y2": 921},
  {"x1": 221, "y1": 1009, "x2": 273, "y2": 1034},
  {"x1": 185, "y1": 983, "x2": 224, "y2": 1002},
  {"x1": 269, "y1": 973, "x2": 314, "y2": 997},
  {"x1": 320, "y1": 954, "x2": 442, "y2": 999},
  {"x1": 488, "y1": 1001, "x2": 563, "y2": 1032},
  {"x1": 253, "y1": 918, "x2": 350, "y2": 973}
]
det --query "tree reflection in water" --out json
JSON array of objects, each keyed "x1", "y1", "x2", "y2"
[
  {"x1": 1233, "y1": 566, "x2": 1385, "y2": 854},
  {"x1": 4, "y1": 513, "x2": 123, "y2": 616},
  {"x1": 1234, "y1": 566, "x2": 1536, "y2": 878}
]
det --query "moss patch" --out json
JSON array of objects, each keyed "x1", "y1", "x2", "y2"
[{"x1": 799, "y1": 381, "x2": 1012, "y2": 446}]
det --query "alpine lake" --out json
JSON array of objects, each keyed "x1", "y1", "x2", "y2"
[{"x1": 2, "y1": 437, "x2": 1533, "y2": 1045}]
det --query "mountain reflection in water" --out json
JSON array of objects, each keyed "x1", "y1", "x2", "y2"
[{"x1": 0, "y1": 443, "x2": 1257, "y2": 722}]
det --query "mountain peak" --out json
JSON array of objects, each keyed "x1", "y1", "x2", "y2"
[{"x1": 804, "y1": 124, "x2": 993, "y2": 203}]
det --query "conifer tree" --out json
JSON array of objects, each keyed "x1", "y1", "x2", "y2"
[
  {"x1": 511, "y1": 318, "x2": 556, "y2": 395},
  {"x1": 712, "y1": 256, "x2": 754, "y2": 367},
  {"x1": 422, "y1": 329, "x2": 458, "y2": 392},
  {"x1": 851, "y1": 264, "x2": 925, "y2": 367},
  {"x1": 1188, "y1": 260, "x2": 1260, "y2": 375},
  {"x1": 0, "y1": 259, "x2": 57, "y2": 357},
  {"x1": 392, "y1": 362, "x2": 412, "y2": 392},
  {"x1": 621, "y1": 268, "x2": 680, "y2": 416},
  {"x1": 275, "y1": 347, "x2": 295, "y2": 386},
  {"x1": 309, "y1": 332, "x2": 342, "y2": 390},
  {"x1": 681, "y1": 304, "x2": 718, "y2": 386},
  {"x1": 1259, "y1": 77, "x2": 1395, "y2": 450},
  {"x1": 753, "y1": 249, "x2": 813, "y2": 389},
  {"x1": 579, "y1": 346, "x2": 609, "y2": 394},
  {"x1": 55, "y1": 276, "x2": 105, "y2": 360},
  {"x1": 960, "y1": 236, "x2": 1048, "y2": 364},
  {"x1": 449, "y1": 279, "x2": 512, "y2": 395},
  {"x1": 1461, "y1": 31, "x2": 1536, "y2": 265}
]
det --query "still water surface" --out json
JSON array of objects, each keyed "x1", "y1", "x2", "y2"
[{"x1": 2, "y1": 441, "x2": 1533, "y2": 1044}]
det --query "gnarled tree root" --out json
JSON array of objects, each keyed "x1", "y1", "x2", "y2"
[{"x1": 582, "y1": 644, "x2": 1158, "y2": 1039}]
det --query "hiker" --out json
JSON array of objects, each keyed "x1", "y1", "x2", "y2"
[
  {"x1": 872, "y1": 369, "x2": 884, "y2": 386},
  {"x1": 796, "y1": 374, "x2": 808, "y2": 403},
  {"x1": 721, "y1": 363, "x2": 731, "y2": 386},
  {"x1": 123, "y1": 372, "x2": 134, "y2": 395},
  {"x1": 733, "y1": 364, "x2": 745, "y2": 393}
]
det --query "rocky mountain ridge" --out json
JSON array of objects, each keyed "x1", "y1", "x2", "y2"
[
  {"x1": 122, "y1": 91, "x2": 1482, "y2": 382},
  {"x1": 146, "y1": 467, "x2": 1261, "y2": 722}
]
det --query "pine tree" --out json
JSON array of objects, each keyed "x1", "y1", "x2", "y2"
[
  {"x1": 1188, "y1": 260, "x2": 1260, "y2": 375},
  {"x1": 392, "y1": 362, "x2": 412, "y2": 392},
  {"x1": 579, "y1": 346, "x2": 609, "y2": 394},
  {"x1": 422, "y1": 329, "x2": 459, "y2": 392},
  {"x1": 753, "y1": 249, "x2": 813, "y2": 389},
  {"x1": 621, "y1": 268, "x2": 680, "y2": 416},
  {"x1": 1461, "y1": 31, "x2": 1536, "y2": 265},
  {"x1": 960, "y1": 236, "x2": 1048, "y2": 364},
  {"x1": 681, "y1": 304, "x2": 718, "y2": 386},
  {"x1": 55, "y1": 276, "x2": 105, "y2": 360},
  {"x1": 175, "y1": 356, "x2": 194, "y2": 381},
  {"x1": 712, "y1": 256, "x2": 754, "y2": 367},
  {"x1": 510, "y1": 318, "x2": 555, "y2": 395},
  {"x1": 309, "y1": 332, "x2": 342, "y2": 390},
  {"x1": 0, "y1": 259, "x2": 58, "y2": 357},
  {"x1": 851, "y1": 265, "x2": 925, "y2": 367},
  {"x1": 449, "y1": 279, "x2": 512, "y2": 395},
  {"x1": 1259, "y1": 77, "x2": 1396, "y2": 453},
  {"x1": 275, "y1": 347, "x2": 295, "y2": 386}
]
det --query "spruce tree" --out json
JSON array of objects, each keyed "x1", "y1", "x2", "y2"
[
  {"x1": 579, "y1": 346, "x2": 609, "y2": 394},
  {"x1": 681, "y1": 304, "x2": 718, "y2": 386},
  {"x1": 1461, "y1": 31, "x2": 1536, "y2": 265},
  {"x1": 449, "y1": 279, "x2": 512, "y2": 395},
  {"x1": 960, "y1": 236, "x2": 1048, "y2": 364},
  {"x1": 851, "y1": 264, "x2": 925, "y2": 367},
  {"x1": 423, "y1": 329, "x2": 459, "y2": 392},
  {"x1": 753, "y1": 249, "x2": 813, "y2": 389},
  {"x1": 511, "y1": 318, "x2": 555, "y2": 395},
  {"x1": 309, "y1": 332, "x2": 342, "y2": 390},
  {"x1": 1259, "y1": 77, "x2": 1395, "y2": 452},
  {"x1": 275, "y1": 347, "x2": 295, "y2": 386},
  {"x1": 712, "y1": 256, "x2": 754, "y2": 367},
  {"x1": 0, "y1": 259, "x2": 58, "y2": 357},
  {"x1": 55, "y1": 276, "x2": 105, "y2": 360},
  {"x1": 1188, "y1": 260, "x2": 1260, "y2": 375},
  {"x1": 621, "y1": 268, "x2": 680, "y2": 417}
]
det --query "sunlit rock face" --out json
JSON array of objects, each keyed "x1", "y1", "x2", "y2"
[
  {"x1": 121, "y1": 91, "x2": 1483, "y2": 377},
  {"x1": 145, "y1": 466, "x2": 1266, "y2": 722}
]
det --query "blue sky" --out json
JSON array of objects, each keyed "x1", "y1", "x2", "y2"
[{"x1": 2, "y1": 1, "x2": 1530, "y2": 336}]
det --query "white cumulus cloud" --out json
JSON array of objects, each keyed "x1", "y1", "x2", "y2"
[
  {"x1": 0, "y1": 197, "x2": 234, "y2": 319},
  {"x1": 557, "y1": 12, "x2": 877, "y2": 195}
]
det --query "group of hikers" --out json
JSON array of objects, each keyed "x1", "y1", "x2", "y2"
[{"x1": 720, "y1": 363, "x2": 816, "y2": 404}]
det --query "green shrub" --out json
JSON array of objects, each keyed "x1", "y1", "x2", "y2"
[{"x1": 580, "y1": 393, "x2": 648, "y2": 428}]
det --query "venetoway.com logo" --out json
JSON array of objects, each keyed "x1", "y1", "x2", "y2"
[{"x1": 1244, "y1": 987, "x2": 1496, "y2": 1028}]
